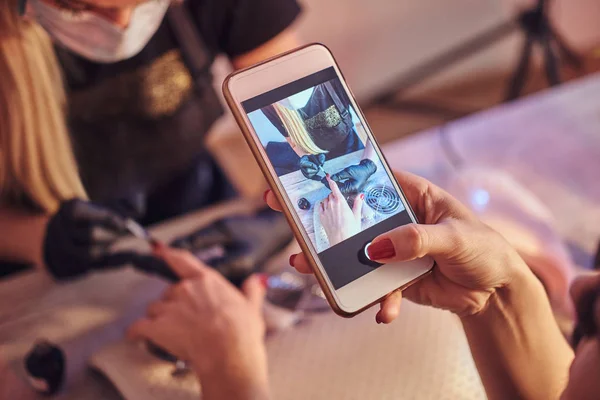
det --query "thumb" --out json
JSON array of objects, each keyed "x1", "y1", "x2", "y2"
[
  {"x1": 242, "y1": 274, "x2": 266, "y2": 311},
  {"x1": 127, "y1": 318, "x2": 155, "y2": 342},
  {"x1": 352, "y1": 193, "x2": 364, "y2": 220},
  {"x1": 368, "y1": 222, "x2": 460, "y2": 262}
]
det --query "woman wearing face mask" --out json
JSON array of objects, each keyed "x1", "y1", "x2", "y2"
[
  {"x1": 132, "y1": 172, "x2": 600, "y2": 400},
  {"x1": 261, "y1": 80, "x2": 371, "y2": 178},
  {"x1": 0, "y1": 0, "x2": 178, "y2": 281},
  {"x1": 27, "y1": 0, "x2": 300, "y2": 222},
  {"x1": 1, "y1": 0, "x2": 301, "y2": 278}
]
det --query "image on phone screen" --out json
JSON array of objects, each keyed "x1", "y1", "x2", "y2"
[{"x1": 243, "y1": 67, "x2": 414, "y2": 289}]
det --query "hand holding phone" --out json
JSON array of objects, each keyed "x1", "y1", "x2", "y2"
[
  {"x1": 266, "y1": 170, "x2": 530, "y2": 323},
  {"x1": 223, "y1": 44, "x2": 434, "y2": 317}
]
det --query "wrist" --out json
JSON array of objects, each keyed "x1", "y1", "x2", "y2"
[
  {"x1": 195, "y1": 367, "x2": 269, "y2": 400},
  {"x1": 463, "y1": 259, "x2": 544, "y2": 324},
  {"x1": 460, "y1": 256, "x2": 573, "y2": 400},
  {"x1": 191, "y1": 347, "x2": 269, "y2": 400},
  {"x1": 328, "y1": 234, "x2": 343, "y2": 246}
]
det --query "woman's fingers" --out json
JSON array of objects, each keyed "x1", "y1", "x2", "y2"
[
  {"x1": 289, "y1": 253, "x2": 312, "y2": 274},
  {"x1": 327, "y1": 193, "x2": 335, "y2": 208},
  {"x1": 162, "y1": 285, "x2": 178, "y2": 302},
  {"x1": 242, "y1": 275, "x2": 267, "y2": 311},
  {"x1": 392, "y1": 170, "x2": 474, "y2": 223},
  {"x1": 367, "y1": 222, "x2": 462, "y2": 262},
  {"x1": 147, "y1": 300, "x2": 172, "y2": 319},
  {"x1": 154, "y1": 246, "x2": 209, "y2": 279},
  {"x1": 352, "y1": 193, "x2": 364, "y2": 220},
  {"x1": 127, "y1": 318, "x2": 156, "y2": 342},
  {"x1": 376, "y1": 290, "x2": 402, "y2": 324},
  {"x1": 264, "y1": 190, "x2": 283, "y2": 212},
  {"x1": 326, "y1": 174, "x2": 343, "y2": 199}
]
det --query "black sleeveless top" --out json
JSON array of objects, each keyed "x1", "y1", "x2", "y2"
[
  {"x1": 262, "y1": 78, "x2": 363, "y2": 175},
  {"x1": 262, "y1": 78, "x2": 355, "y2": 150}
]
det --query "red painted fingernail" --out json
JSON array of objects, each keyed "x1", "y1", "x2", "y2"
[
  {"x1": 360, "y1": 193, "x2": 365, "y2": 200},
  {"x1": 367, "y1": 239, "x2": 395, "y2": 260},
  {"x1": 326, "y1": 173, "x2": 331, "y2": 179},
  {"x1": 289, "y1": 254, "x2": 297, "y2": 266},
  {"x1": 257, "y1": 274, "x2": 269, "y2": 289},
  {"x1": 263, "y1": 190, "x2": 270, "y2": 203},
  {"x1": 151, "y1": 240, "x2": 165, "y2": 251},
  {"x1": 376, "y1": 314, "x2": 382, "y2": 324}
]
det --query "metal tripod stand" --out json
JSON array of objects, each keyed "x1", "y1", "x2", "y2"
[{"x1": 371, "y1": 0, "x2": 582, "y2": 115}]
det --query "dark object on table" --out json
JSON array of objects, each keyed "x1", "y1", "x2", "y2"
[
  {"x1": 298, "y1": 197, "x2": 311, "y2": 210},
  {"x1": 331, "y1": 159, "x2": 377, "y2": 196},
  {"x1": 131, "y1": 255, "x2": 179, "y2": 282},
  {"x1": 24, "y1": 341, "x2": 65, "y2": 395},
  {"x1": 146, "y1": 342, "x2": 178, "y2": 363},
  {"x1": 0, "y1": 260, "x2": 33, "y2": 278},
  {"x1": 171, "y1": 208, "x2": 294, "y2": 287}
]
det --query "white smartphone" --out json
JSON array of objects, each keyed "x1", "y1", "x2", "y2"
[{"x1": 223, "y1": 43, "x2": 434, "y2": 317}]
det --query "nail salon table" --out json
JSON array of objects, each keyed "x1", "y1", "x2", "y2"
[{"x1": 1, "y1": 72, "x2": 600, "y2": 400}]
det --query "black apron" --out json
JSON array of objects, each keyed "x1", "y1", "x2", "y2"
[{"x1": 57, "y1": 3, "x2": 224, "y2": 206}]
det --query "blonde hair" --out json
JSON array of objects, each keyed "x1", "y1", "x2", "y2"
[
  {"x1": 0, "y1": 0, "x2": 87, "y2": 214},
  {"x1": 273, "y1": 103, "x2": 328, "y2": 155}
]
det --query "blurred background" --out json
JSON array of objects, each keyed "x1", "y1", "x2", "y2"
[{"x1": 208, "y1": 0, "x2": 600, "y2": 195}]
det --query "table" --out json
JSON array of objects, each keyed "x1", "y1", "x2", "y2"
[{"x1": 2, "y1": 73, "x2": 600, "y2": 400}]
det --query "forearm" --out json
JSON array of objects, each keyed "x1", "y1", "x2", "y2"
[
  {"x1": 0, "y1": 207, "x2": 48, "y2": 266},
  {"x1": 232, "y1": 30, "x2": 300, "y2": 70},
  {"x1": 462, "y1": 264, "x2": 573, "y2": 400}
]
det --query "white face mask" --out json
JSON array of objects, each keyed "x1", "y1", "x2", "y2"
[{"x1": 30, "y1": 0, "x2": 171, "y2": 63}]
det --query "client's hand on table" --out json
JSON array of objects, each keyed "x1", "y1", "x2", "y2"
[
  {"x1": 128, "y1": 246, "x2": 269, "y2": 400},
  {"x1": 44, "y1": 199, "x2": 168, "y2": 280},
  {"x1": 320, "y1": 175, "x2": 364, "y2": 246},
  {"x1": 266, "y1": 171, "x2": 530, "y2": 323}
]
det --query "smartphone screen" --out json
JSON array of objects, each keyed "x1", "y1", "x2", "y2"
[{"x1": 242, "y1": 67, "x2": 414, "y2": 289}]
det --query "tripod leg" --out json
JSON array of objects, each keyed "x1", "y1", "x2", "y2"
[
  {"x1": 506, "y1": 35, "x2": 535, "y2": 101},
  {"x1": 548, "y1": 24, "x2": 583, "y2": 69},
  {"x1": 370, "y1": 20, "x2": 516, "y2": 106},
  {"x1": 542, "y1": 31, "x2": 561, "y2": 86}
]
